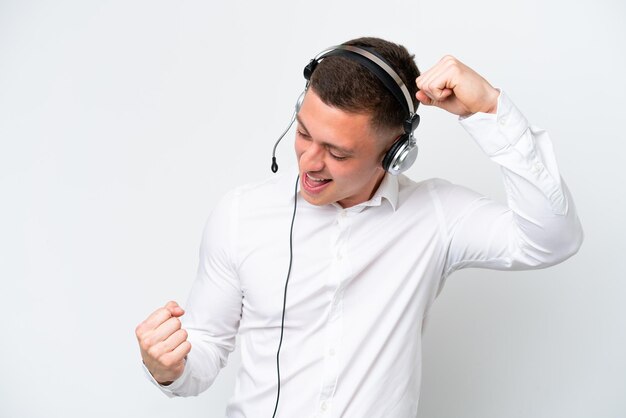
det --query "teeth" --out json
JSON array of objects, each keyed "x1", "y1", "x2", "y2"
[{"x1": 308, "y1": 174, "x2": 330, "y2": 182}]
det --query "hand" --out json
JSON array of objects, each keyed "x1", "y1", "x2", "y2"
[
  {"x1": 135, "y1": 301, "x2": 192, "y2": 385},
  {"x1": 415, "y1": 55, "x2": 500, "y2": 117}
]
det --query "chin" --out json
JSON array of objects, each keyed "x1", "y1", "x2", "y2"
[{"x1": 301, "y1": 192, "x2": 333, "y2": 207}]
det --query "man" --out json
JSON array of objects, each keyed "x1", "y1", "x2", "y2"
[{"x1": 135, "y1": 37, "x2": 583, "y2": 417}]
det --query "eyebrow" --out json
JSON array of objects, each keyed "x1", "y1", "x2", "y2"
[{"x1": 296, "y1": 115, "x2": 356, "y2": 156}]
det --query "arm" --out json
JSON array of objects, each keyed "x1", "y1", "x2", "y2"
[
  {"x1": 416, "y1": 56, "x2": 583, "y2": 275},
  {"x1": 138, "y1": 191, "x2": 243, "y2": 397}
]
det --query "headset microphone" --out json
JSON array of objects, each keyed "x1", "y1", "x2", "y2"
[{"x1": 271, "y1": 91, "x2": 306, "y2": 173}]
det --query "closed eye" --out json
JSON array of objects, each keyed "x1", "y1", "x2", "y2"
[
  {"x1": 297, "y1": 129, "x2": 349, "y2": 161},
  {"x1": 328, "y1": 151, "x2": 348, "y2": 161},
  {"x1": 296, "y1": 129, "x2": 310, "y2": 139}
]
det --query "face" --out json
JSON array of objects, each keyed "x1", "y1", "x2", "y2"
[{"x1": 295, "y1": 88, "x2": 392, "y2": 208}]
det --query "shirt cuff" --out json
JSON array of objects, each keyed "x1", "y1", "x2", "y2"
[
  {"x1": 141, "y1": 359, "x2": 191, "y2": 398},
  {"x1": 458, "y1": 89, "x2": 530, "y2": 156}
]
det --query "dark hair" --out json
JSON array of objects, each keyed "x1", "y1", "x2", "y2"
[{"x1": 309, "y1": 37, "x2": 420, "y2": 133}]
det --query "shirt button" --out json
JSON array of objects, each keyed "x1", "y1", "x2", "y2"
[
  {"x1": 329, "y1": 348, "x2": 336, "y2": 356},
  {"x1": 499, "y1": 117, "x2": 507, "y2": 126},
  {"x1": 321, "y1": 402, "x2": 328, "y2": 412}
]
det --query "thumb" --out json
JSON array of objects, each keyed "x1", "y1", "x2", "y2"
[
  {"x1": 415, "y1": 89, "x2": 453, "y2": 107},
  {"x1": 415, "y1": 90, "x2": 433, "y2": 106},
  {"x1": 164, "y1": 300, "x2": 185, "y2": 317}
]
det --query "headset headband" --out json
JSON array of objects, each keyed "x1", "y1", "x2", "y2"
[{"x1": 304, "y1": 44, "x2": 419, "y2": 134}]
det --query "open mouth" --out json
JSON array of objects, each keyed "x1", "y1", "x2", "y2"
[{"x1": 302, "y1": 173, "x2": 332, "y2": 194}]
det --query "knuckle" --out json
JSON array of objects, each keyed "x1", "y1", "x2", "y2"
[
  {"x1": 142, "y1": 333, "x2": 158, "y2": 349},
  {"x1": 147, "y1": 344, "x2": 161, "y2": 359},
  {"x1": 134, "y1": 323, "x2": 144, "y2": 339},
  {"x1": 160, "y1": 355, "x2": 175, "y2": 369},
  {"x1": 138, "y1": 341, "x2": 147, "y2": 352},
  {"x1": 139, "y1": 338, "x2": 152, "y2": 353}
]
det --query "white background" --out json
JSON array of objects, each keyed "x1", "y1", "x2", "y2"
[{"x1": 1, "y1": 0, "x2": 624, "y2": 417}]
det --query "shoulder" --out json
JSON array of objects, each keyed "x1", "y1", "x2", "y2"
[
  {"x1": 231, "y1": 172, "x2": 295, "y2": 200},
  {"x1": 397, "y1": 175, "x2": 457, "y2": 193},
  {"x1": 203, "y1": 172, "x2": 296, "y2": 238},
  {"x1": 398, "y1": 175, "x2": 485, "y2": 210},
  {"x1": 210, "y1": 172, "x2": 297, "y2": 221},
  {"x1": 396, "y1": 175, "x2": 457, "y2": 201}
]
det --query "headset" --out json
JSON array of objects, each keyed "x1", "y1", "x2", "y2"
[
  {"x1": 270, "y1": 44, "x2": 421, "y2": 418},
  {"x1": 271, "y1": 44, "x2": 421, "y2": 176}
]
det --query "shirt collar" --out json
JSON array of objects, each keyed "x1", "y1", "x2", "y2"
[
  {"x1": 357, "y1": 172, "x2": 399, "y2": 212},
  {"x1": 290, "y1": 172, "x2": 399, "y2": 212}
]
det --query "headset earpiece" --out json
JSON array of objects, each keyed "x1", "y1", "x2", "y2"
[
  {"x1": 382, "y1": 134, "x2": 418, "y2": 175},
  {"x1": 383, "y1": 113, "x2": 420, "y2": 175}
]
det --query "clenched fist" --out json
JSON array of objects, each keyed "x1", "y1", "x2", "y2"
[
  {"x1": 415, "y1": 55, "x2": 500, "y2": 117},
  {"x1": 135, "y1": 301, "x2": 192, "y2": 385}
]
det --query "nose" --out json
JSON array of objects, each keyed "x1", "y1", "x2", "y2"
[{"x1": 299, "y1": 141, "x2": 325, "y2": 173}]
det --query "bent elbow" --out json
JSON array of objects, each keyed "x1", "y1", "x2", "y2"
[
  {"x1": 514, "y1": 214, "x2": 584, "y2": 269},
  {"x1": 561, "y1": 217, "x2": 584, "y2": 261},
  {"x1": 542, "y1": 215, "x2": 584, "y2": 267}
]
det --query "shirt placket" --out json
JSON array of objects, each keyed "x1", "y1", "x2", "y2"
[{"x1": 314, "y1": 209, "x2": 351, "y2": 417}]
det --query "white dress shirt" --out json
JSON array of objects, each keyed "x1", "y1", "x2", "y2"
[{"x1": 143, "y1": 91, "x2": 583, "y2": 417}]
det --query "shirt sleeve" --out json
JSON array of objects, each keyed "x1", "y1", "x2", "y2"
[
  {"x1": 146, "y1": 190, "x2": 243, "y2": 397},
  {"x1": 438, "y1": 90, "x2": 583, "y2": 277}
]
